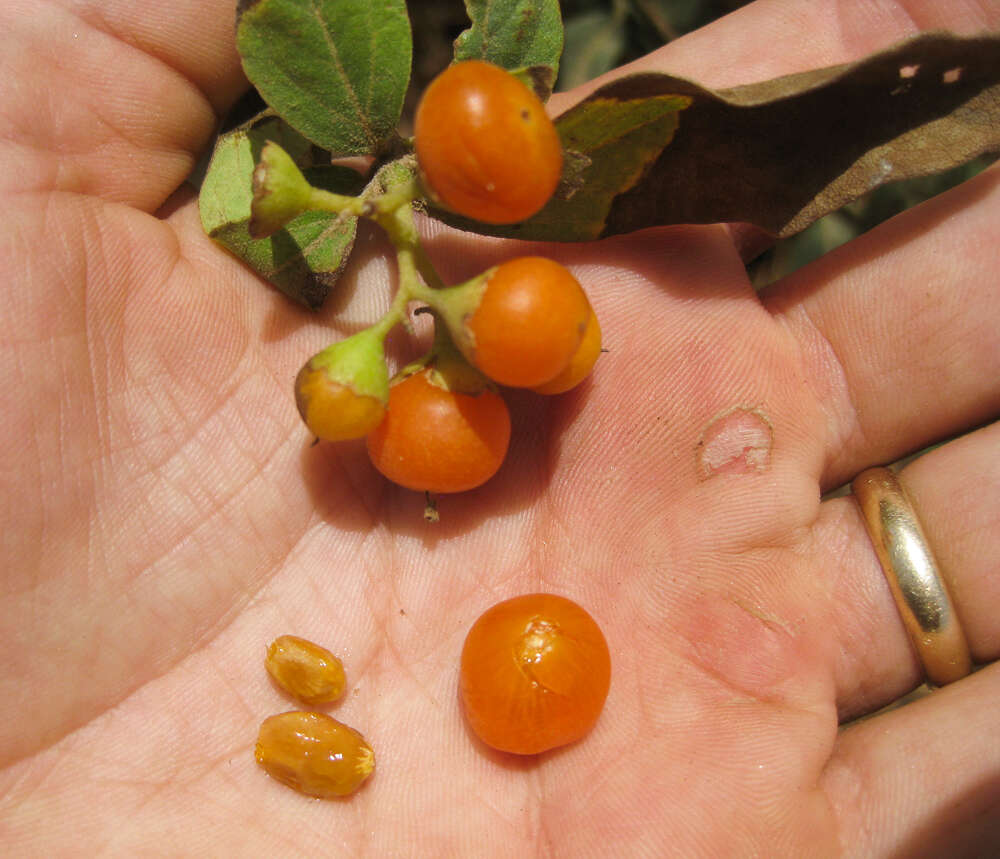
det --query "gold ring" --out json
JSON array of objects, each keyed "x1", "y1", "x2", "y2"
[{"x1": 851, "y1": 467, "x2": 972, "y2": 686}]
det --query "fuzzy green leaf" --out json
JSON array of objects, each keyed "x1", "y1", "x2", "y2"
[
  {"x1": 199, "y1": 114, "x2": 364, "y2": 309},
  {"x1": 236, "y1": 0, "x2": 412, "y2": 156},
  {"x1": 454, "y1": 0, "x2": 563, "y2": 97}
]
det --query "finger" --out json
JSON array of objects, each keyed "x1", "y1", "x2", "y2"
[
  {"x1": 0, "y1": 0, "x2": 246, "y2": 209},
  {"x1": 763, "y1": 164, "x2": 1000, "y2": 488},
  {"x1": 822, "y1": 662, "x2": 1000, "y2": 857},
  {"x1": 549, "y1": 0, "x2": 1000, "y2": 491},
  {"x1": 816, "y1": 421, "x2": 1000, "y2": 720},
  {"x1": 549, "y1": 0, "x2": 1000, "y2": 112}
]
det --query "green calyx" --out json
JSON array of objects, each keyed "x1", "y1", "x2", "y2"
[
  {"x1": 249, "y1": 141, "x2": 316, "y2": 239},
  {"x1": 423, "y1": 268, "x2": 495, "y2": 363},
  {"x1": 307, "y1": 327, "x2": 390, "y2": 404},
  {"x1": 396, "y1": 311, "x2": 494, "y2": 397},
  {"x1": 425, "y1": 350, "x2": 494, "y2": 397}
]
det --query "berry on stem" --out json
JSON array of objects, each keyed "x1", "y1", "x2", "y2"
[
  {"x1": 415, "y1": 60, "x2": 563, "y2": 224},
  {"x1": 530, "y1": 304, "x2": 602, "y2": 394},
  {"x1": 366, "y1": 343, "x2": 511, "y2": 494},
  {"x1": 294, "y1": 329, "x2": 390, "y2": 442},
  {"x1": 437, "y1": 256, "x2": 591, "y2": 389}
]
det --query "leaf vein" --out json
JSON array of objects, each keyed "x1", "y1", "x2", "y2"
[
  {"x1": 273, "y1": 214, "x2": 357, "y2": 278},
  {"x1": 308, "y1": 0, "x2": 375, "y2": 148}
]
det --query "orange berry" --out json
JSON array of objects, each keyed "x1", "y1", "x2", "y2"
[
  {"x1": 465, "y1": 257, "x2": 590, "y2": 388},
  {"x1": 531, "y1": 305, "x2": 602, "y2": 394},
  {"x1": 295, "y1": 365, "x2": 386, "y2": 441},
  {"x1": 460, "y1": 593, "x2": 611, "y2": 754},
  {"x1": 294, "y1": 330, "x2": 389, "y2": 442},
  {"x1": 415, "y1": 60, "x2": 562, "y2": 224},
  {"x1": 366, "y1": 367, "x2": 510, "y2": 493}
]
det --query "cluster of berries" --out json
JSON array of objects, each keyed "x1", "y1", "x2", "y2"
[{"x1": 282, "y1": 61, "x2": 601, "y2": 500}]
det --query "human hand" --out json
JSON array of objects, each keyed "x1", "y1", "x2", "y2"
[{"x1": 2, "y1": 0, "x2": 998, "y2": 855}]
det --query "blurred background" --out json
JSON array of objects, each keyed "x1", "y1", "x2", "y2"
[{"x1": 405, "y1": 0, "x2": 997, "y2": 287}]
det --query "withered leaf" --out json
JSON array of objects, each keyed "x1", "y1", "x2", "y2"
[{"x1": 455, "y1": 31, "x2": 1000, "y2": 241}]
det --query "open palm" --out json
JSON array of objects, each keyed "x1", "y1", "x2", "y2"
[{"x1": 3, "y1": 1, "x2": 999, "y2": 855}]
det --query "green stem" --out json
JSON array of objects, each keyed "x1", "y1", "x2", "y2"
[
  {"x1": 308, "y1": 175, "x2": 423, "y2": 221},
  {"x1": 370, "y1": 175, "x2": 422, "y2": 217},
  {"x1": 308, "y1": 187, "x2": 365, "y2": 217},
  {"x1": 360, "y1": 202, "x2": 441, "y2": 345},
  {"x1": 377, "y1": 203, "x2": 444, "y2": 295},
  {"x1": 306, "y1": 168, "x2": 457, "y2": 357},
  {"x1": 368, "y1": 285, "x2": 408, "y2": 341}
]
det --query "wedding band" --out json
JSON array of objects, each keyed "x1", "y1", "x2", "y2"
[{"x1": 851, "y1": 467, "x2": 972, "y2": 686}]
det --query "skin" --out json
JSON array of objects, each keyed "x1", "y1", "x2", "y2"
[{"x1": 1, "y1": 0, "x2": 998, "y2": 855}]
